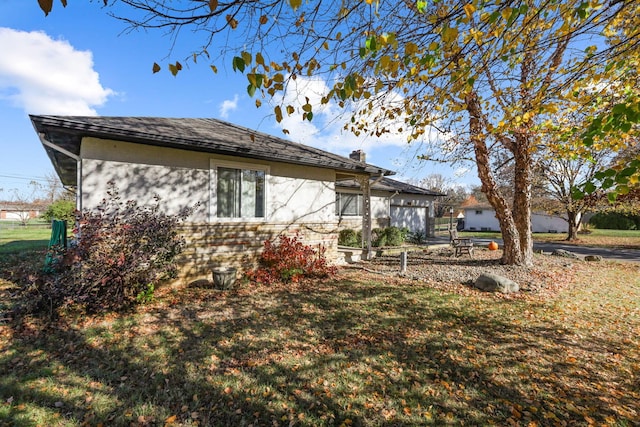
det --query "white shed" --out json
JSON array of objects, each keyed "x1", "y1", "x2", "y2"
[
  {"x1": 463, "y1": 204, "x2": 573, "y2": 233},
  {"x1": 463, "y1": 205, "x2": 500, "y2": 231}
]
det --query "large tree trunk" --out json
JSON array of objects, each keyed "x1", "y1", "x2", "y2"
[
  {"x1": 512, "y1": 135, "x2": 534, "y2": 267},
  {"x1": 566, "y1": 210, "x2": 579, "y2": 241},
  {"x1": 466, "y1": 92, "x2": 525, "y2": 265}
]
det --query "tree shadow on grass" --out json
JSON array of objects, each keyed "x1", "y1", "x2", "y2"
[
  {"x1": 0, "y1": 241, "x2": 49, "y2": 256},
  {"x1": 1, "y1": 277, "x2": 638, "y2": 425}
]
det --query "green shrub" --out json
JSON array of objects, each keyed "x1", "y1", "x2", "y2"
[
  {"x1": 136, "y1": 283, "x2": 155, "y2": 304},
  {"x1": 338, "y1": 229, "x2": 362, "y2": 247},
  {"x1": 373, "y1": 226, "x2": 408, "y2": 247},
  {"x1": 395, "y1": 227, "x2": 410, "y2": 245},
  {"x1": 41, "y1": 199, "x2": 76, "y2": 224},
  {"x1": 408, "y1": 229, "x2": 427, "y2": 244},
  {"x1": 589, "y1": 212, "x2": 639, "y2": 230},
  {"x1": 371, "y1": 228, "x2": 386, "y2": 247},
  {"x1": 339, "y1": 227, "x2": 409, "y2": 247}
]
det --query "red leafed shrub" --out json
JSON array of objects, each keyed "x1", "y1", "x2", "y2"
[
  {"x1": 246, "y1": 233, "x2": 337, "y2": 285},
  {"x1": 20, "y1": 183, "x2": 197, "y2": 316}
]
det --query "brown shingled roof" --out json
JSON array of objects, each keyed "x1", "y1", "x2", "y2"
[
  {"x1": 336, "y1": 177, "x2": 445, "y2": 196},
  {"x1": 30, "y1": 115, "x2": 395, "y2": 186}
]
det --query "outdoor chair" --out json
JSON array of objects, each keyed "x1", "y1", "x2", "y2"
[{"x1": 449, "y1": 229, "x2": 474, "y2": 257}]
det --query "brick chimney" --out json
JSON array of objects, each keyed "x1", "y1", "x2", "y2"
[{"x1": 349, "y1": 149, "x2": 366, "y2": 163}]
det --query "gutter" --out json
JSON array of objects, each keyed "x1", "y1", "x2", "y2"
[{"x1": 37, "y1": 133, "x2": 83, "y2": 212}]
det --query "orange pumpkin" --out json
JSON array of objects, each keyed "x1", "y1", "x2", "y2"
[{"x1": 488, "y1": 241, "x2": 499, "y2": 251}]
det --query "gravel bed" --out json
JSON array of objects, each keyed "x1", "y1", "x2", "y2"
[{"x1": 352, "y1": 247, "x2": 577, "y2": 293}]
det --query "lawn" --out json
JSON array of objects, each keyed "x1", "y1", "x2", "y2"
[
  {"x1": 1, "y1": 258, "x2": 639, "y2": 426},
  {"x1": 0, "y1": 225, "x2": 51, "y2": 254}
]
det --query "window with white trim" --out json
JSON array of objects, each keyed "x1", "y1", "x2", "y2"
[
  {"x1": 335, "y1": 192, "x2": 363, "y2": 216},
  {"x1": 212, "y1": 162, "x2": 266, "y2": 219}
]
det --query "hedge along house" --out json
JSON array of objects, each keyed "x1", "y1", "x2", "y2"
[{"x1": 30, "y1": 115, "x2": 395, "y2": 283}]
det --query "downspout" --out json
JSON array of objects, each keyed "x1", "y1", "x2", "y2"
[
  {"x1": 37, "y1": 133, "x2": 82, "y2": 211},
  {"x1": 77, "y1": 158, "x2": 83, "y2": 212},
  {"x1": 371, "y1": 174, "x2": 385, "y2": 186}
]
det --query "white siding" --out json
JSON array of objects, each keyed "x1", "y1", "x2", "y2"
[
  {"x1": 531, "y1": 213, "x2": 570, "y2": 233},
  {"x1": 81, "y1": 137, "x2": 336, "y2": 224},
  {"x1": 265, "y1": 164, "x2": 336, "y2": 223},
  {"x1": 390, "y1": 206, "x2": 427, "y2": 232},
  {"x1": 463, "y1": 207, "x2": 572, "y2": 233},
  {"x1": 463, "y1": 208, "x2": 500, "y2": 231},
  {"x1": 371, "y1": 194, "x2": 390, "y2": 219}
]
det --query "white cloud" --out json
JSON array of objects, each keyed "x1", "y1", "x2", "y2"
[
  {"x1": 219, "y1": 94, "x2": 239, "y2": 119},
  {"x1": 0, "y1": 28, "x2": 113, "y2": 115}
]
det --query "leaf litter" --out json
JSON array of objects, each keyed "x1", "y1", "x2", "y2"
[{"x1": 1, "y1": 249, "x2": 639, "y2": 425}]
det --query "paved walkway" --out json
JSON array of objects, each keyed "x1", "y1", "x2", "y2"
[{"x1": 428, "y1": 236, "x2": 640, "y2": 263}]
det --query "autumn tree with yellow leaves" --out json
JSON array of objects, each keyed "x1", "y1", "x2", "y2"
[{"x1": 39, "y1": 0, "x2": 640, "y2": 266}]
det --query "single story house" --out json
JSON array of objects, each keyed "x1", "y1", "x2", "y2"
[
  {"x1": 31, "y1": 115, "x2": 439, "y2": 283},
  {"x1": 0, "y1": 203, "x2": 42, "y2": 221},
  {"x1": 462, "y1": 204, "x2": 576, "y2": 233}
]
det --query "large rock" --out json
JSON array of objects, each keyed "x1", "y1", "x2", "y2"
[
  {"x1": 551, "y1": 249, "x2": 581, "y2": 259},
  {"x1": 474, "y1": 273, "x2": 520, "y2": 293}
]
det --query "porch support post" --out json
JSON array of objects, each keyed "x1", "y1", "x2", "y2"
[{"x1": 357, "y1": 175, "x2": 372, "y2": 260}]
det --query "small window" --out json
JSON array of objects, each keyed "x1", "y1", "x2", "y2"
[
  {"x1": 214, "y1": 164, "x2": 266, "y2": 219},
  {"x1": 475, "y1": 210, "x2": 483, "y2": 215},
  {"x1": 336, "y1": 192, "x2": 362, "y2": 216}
]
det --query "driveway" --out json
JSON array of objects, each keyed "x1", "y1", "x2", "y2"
[
  {"x1": 531, "y1": 241, "x2": 640, "y2": 263},
  {"x1": 431, "y1": 236, "x2": 640, "y2": 263},
  {"x1": 467, "y1": 237, "x2": 640, "y2": 263}
]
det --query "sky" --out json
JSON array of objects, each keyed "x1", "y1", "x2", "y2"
[{"x1": 0, "y1": 1, "x2": 478, "y2": 199}]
